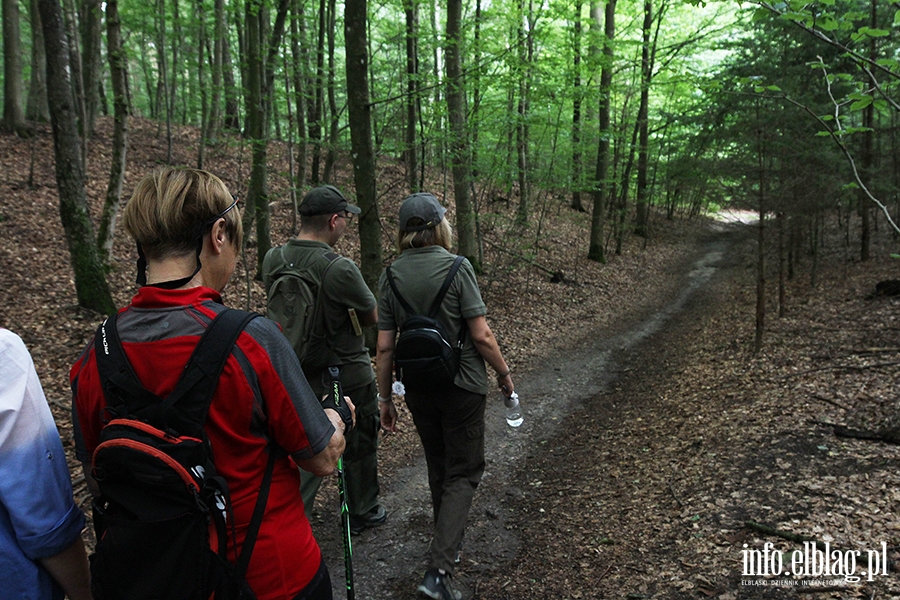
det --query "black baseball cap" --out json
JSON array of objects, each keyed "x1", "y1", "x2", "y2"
[
  {"x1": 399, "y1": 193, "x2": 447, "y2": 232},
  {"x1": 298, "y1": 185, "x2": 361, "y2": 216}
]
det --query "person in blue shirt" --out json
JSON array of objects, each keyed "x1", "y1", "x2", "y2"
[{"x1": 0, "y1": 328, "x2": 92, "y2": 600}]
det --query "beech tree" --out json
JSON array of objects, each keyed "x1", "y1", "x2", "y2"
[
  {"x1": 27, "y1": 0, "x2": 50, "y2": 123},
  {"x1": 588, "y1": 0, "x2": 615, "y2": 263},
  {"x1": 344, "y1": 0, "x2": 381, "y2": 290},
  {"x1": 38, "y1": 0, "x2": 115, "y2": 315},
  {"x1": 445, "y1": 0, "x2": 478, "y2": 265},
  {"x1": 3, "y1": 0, "x2": 28, "y2": 134},
  {"x1": 97, "y1": 0, "x2": 128, "y2": 264}
]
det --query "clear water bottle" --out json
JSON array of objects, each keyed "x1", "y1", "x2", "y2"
[{"x1": 504, "y1": 392, "x2": 523, "y2": 427}]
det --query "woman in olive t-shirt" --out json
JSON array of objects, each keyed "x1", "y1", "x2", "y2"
[{"x1": 376, "y1": 193, "x2": 515, "y2": 600}]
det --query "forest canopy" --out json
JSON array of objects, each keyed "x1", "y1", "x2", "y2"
[{"x1": 2, "y1": 0, "x2": 899, "y2": 313}]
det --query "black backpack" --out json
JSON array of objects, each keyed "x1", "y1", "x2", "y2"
[
  {"x1": 89, "y1": 309, "x2": 275, "y2": 600},
  {"x1": 386, "y1": 255, "x2": 466, "y2": 391}
]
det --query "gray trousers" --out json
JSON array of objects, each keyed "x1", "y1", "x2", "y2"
[
  {"x1": 406, "y1": 385, "x2": 486, "y2": 575},
  {"x1": 301, "y1": 379, "x2": 380, "y2": 518}
]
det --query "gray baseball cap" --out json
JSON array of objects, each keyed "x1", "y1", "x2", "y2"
[
  {"x1": 398, "y1": 193, "x2": 447, "y2": 232},
  {"x1": 298, "y1": 185, "x2": 361, "y2": 216}
]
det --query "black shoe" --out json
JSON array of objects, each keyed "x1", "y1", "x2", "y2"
[
  {"x1": 349, "y1": 505, "x2": 387, "y2": 535},
  {"x1": 417, "y1": 568, "x2": 462, "y2": 600}
]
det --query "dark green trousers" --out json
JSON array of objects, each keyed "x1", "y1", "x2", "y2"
[
  {"x1": 301, "y1": 379, "x2": 380, "y2": 518},
  {"x1": 406, "y1": 385, "x2": 486, "y2": 575}
]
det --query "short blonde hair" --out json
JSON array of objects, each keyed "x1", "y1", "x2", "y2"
[
  {"x1": 123, "y1": 167, "x2": 242, "y2": 259},
  {"x1": 397, "y1": 217, "x2": 453, "y2": 252}
]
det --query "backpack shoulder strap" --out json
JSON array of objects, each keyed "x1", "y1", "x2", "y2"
[
  {"x1": 94, "y1": 314, "x2": 163, "y2": 418},
  {"x1": 163, "y1": 309, "x2": 260, "y2": 436},
  {"x1": 307, "y1": 251, "x2": 341, "y2": 336},
  {"x1": 385, "y1": 265, "x2": 416, "y2": 317},
  {"x1": 427, "y1": 255, "x2": 466, "y2": 318}
]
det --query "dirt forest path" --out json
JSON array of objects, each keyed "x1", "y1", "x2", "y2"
[{"x1": 311, "y1": 220, "x2": 752, "y2": 599}]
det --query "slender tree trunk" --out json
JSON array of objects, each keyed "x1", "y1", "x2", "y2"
[
  {"x1": 243, "y1": 0, "x2": 289, "y2": 273},
  {"x1": 777, "y1": 211, "x2": 785, "y2": 318},
  {"x1": 588, "y1": 0, "x2": 614, "y2": 263},
  {"x1": 291, "y1": 0, "x2": 308, "y2": 186},
  {"x1": 515, "y1": 0, "x2": 533, "y2": 225},
  {"x1": 859, "y1": 0, "x2": 876, "y2": 262},
  {"x1": 262, "y1": 0, "x2": 291, "y2": 132},
  {"x1": 470, "y1": 0, "x2": 481, "y2": 184},
  {"x1": 80, "y1": 0, "x2": 102, "y2": 135},
  {"x1": 754, "y1": 102, "x2": 766, "y2": 353},
  {"x1": 206, "y1": 0, "x2": 225, "y2": 140},
  {"x1": 430, "y1": 1, "x2": 442, "y2": 168},
  {"x1": 171, "y1": 0, "x2": 184, "y2": 125},
  {"x1": 3, "y1": 0, "x2": 27, "y2": 133},
  {"x1": 445, "y1": 0, "x2": 477, "y2": 265},
  {"x1": 284, "y1": 56, "x2": 298, "y2": 234},
  {"x1": 97, "y1": 0, "x2": 128, "y2": 265},
  {"x1": 157, "y1": 0, "x2": 173, "y2": 162},
  {"x1": 322, "y1": 0, "x2": 338, "y2": 182},
  {"x1": 196, "y1": 0, "x2": 208, "y2": 168},
  {"x1": 246, "y1": 0, "x2": 269, "y2": 276},
  {"x1": 310, "y1": 0, "x2": 326, "y2": 183},
  {"x1": 222, "y1": 16, "x2": 240, "y2": 130},
  {"x1": 61, "y1": 0, "x2": 86, "y2": 144},
  {"x1": 634, "y1": 0, "x2": 652, "y2": 237},
  {"x1": 571, "y1": 0, "x2": 584, "y2": 212},
  {"x1": 38, "y1": 0, "x2": 115, "y2": 315},
  {"x1": 27, "y1": 0, "x2": 50, "y2": 123},
  {"x1": 405, "y1": 0, "x2": 419, "y2": 193},
  {"x1": 344, "y1": 0, "x2": 381, "y2": 293}
]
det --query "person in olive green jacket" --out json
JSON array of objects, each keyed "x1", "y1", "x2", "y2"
[
  {"x1": 376, "y1": 193, "x2": 515, "y2": 600},
  {"x1": 263, "y1": 185, "x2": 386, "y2": 535}
]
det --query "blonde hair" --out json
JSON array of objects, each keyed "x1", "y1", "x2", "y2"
[
  {"x1": 123, "y1": 167, "x2": 242, "y2": 259},
  {"x1": 397, "y1": 217, "x2": 453, "y2": 252}
]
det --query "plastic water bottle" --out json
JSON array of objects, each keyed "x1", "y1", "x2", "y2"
[{"x1": 504, "y1": 392, "x2": 523, "y2": 427}]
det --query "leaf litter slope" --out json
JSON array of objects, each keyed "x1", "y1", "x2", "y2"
[{"x1": 2, "y1": 119, "x2": 898, "y2": 599}]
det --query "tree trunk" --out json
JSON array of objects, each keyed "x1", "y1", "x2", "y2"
[
  {"x1": 310, "y1": 0, "x2": 326, "y2": 184},
  {"x1": 206, "y1": 0, "x2": 225, "y2": 140},
  {"x1": 61, "y1": 0, "x2": 86, "y2": 144},
  {"x1": 3, "y1": 0, "x2": 28, "y2": 133},
  {"x1": 515, "y1": 0, "x2": 533, "y2": 226},
  {"x1": 27, "y1": 0, "x2": 50, "y2": 122},
  {"x1": 246, "y1": 0, "x2": 269, "y2": 276},
  {"x1": 405, "y1": 0, "x2": 419, "y2": 193},
  {"x1": 290, "y1": 0, "x2": 308, "y2": 187},
  {"x1": 222, "y1": 15, "x2": 240, "y2": 130},
  {"x1": 777, "y1": 211, "x2": 785, "y2": 318},
  {"x1": 445, "y1": 0, "x2": 478, "y2": 266},
  {"x1": 858, "y1": 0, "x2": 876, "y2": 262},
  {"x1": 429, "y1": 1, "x2": 442, "y2": 169},
  {"x1": 571, "y1": 0, "x2": 584, "y2": 212},
  {"x1": 344, "y1": 0, "x2": 381, "y2": 293},
  {"x1": 470, "y1": 0, "x2": 481, "y2": 184},
  {"x1": 754, "y1": 103, "x2": 766, "y2": 354},
  {"x1": 588, "y1": 0, "x2": 614, "y2": 263},
  {"x1": 171, "y1": 0, "x2": 184, "y2": 126},
  {"x1": 38, "y1": 0, "x2": 115, "y2": 315},
  {"x1": 97, "y1": 0, "x2": 128, "y2": 265},
  {"x1": 322, "y1": 0, "x2": 338, "y2": 182},
  {"x1": 157, "y1": 0, "x2": 173, "y2": 162},
  {"x1": 80, "y1": 0, "x2": 102, "y2": 135},
  {"x1": 196, "y1": 0, "x2": 208, "y2": 169},
  {"x1": 634, "y1": 0, "x2": 651, "y2": 238}
]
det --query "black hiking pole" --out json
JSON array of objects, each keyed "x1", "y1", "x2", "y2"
[{"x1": 327, "y1": 365, "x2": 354, "y2": 600}]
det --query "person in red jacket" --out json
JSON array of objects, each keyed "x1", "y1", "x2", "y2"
[{"x1": 71, "y1": 167, "x2": 353, "y2": 600}]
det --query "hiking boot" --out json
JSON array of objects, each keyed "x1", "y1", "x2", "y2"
[
  {"x1": 417, "y1": 568, "x2": 462, "y2": 600},
  {"x1": 349, "y1": 505, "x2": 387, "y2": 535}
]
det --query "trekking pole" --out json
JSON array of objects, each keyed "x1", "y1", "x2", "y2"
[{"x1": 327, "y1": 366, "x2": 354, "y2": 600}]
